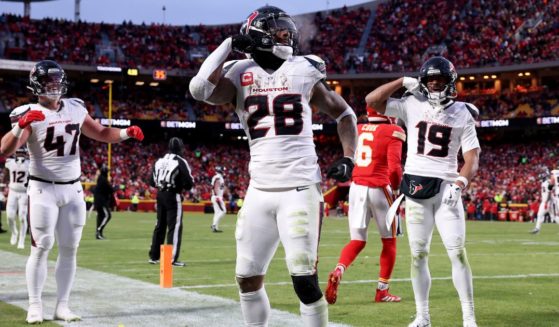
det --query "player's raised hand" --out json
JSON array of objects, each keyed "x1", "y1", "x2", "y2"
[
  {"x1": 232, "y1": 34, "x2": 255, "y2": 53},
  {"x1": 442, "y1": 183, "x2": 462, "y2": 207},
  {"x1": 126, "y1": 126, "x2": 144, "y2": 141},
  {"x1": 402, "y1": 77, "x2": 420, "y2": 95},
  {"x1": 327, "y1": 157, "x2": 354, "y2": 182},
  {"x1": 18, "y1": 110, "x2": 45, "y2": 128}
]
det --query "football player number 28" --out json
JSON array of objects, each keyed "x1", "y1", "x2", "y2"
[
  {"x1": 43, "y1": 123, "x2": 81, "y2": 156},
  {"x1": 244, "y1": 94, "x2": 303, "y2": 139},
  {"x1": 355, "y1": 132, "x2": 374, "y2": 167},
  {"x1": 416, "y1": 121, "x2": 451, "y2": 157}
]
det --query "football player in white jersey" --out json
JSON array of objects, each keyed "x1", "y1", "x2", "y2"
[
  {"x1": 3, "y1": 147, "x2": 30, "y2": 249},
  {"x1": 366, "y1": 56, "x2": 480, "y2": 327},
  {"x1": 531, "y1": 173, "x2": 555, "y2": 234},
  {"x1": 211, "y1": 166, "x2": 226, "y2": 233},
  {"x1": 189, "y1": 6, "x2": 357, "y2": 327},
  {"x1": 0, "y1": 60, "x2": 144, "y2": 324}
]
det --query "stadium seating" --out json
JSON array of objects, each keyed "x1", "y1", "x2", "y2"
[{"x1": 1, "y1": 0, "x2": 557, "y2": 73}]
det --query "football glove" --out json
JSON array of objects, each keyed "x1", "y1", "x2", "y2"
[
  {"x1": 402, "y1": 77, "x2": 420, "y2": 95},
  {"x1": 326, "y1": 157, "x2": 354, "y2": 182},
  {"x1": 126, "y1": 126, "x2": 144, "y2": 141},
  {"x1": 232, "y1": 34, "x2": 255, "y2": 54},
  {"x1": 18, "y1": 110, "x2": 45, "y2": 128},
  {"x1": 442, "y1": 183, "x2": 462, "y2": 207}
]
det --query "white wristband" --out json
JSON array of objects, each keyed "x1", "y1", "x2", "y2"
[
  {"x1": 455, "y1": 176, "x2": 469, "y2": 189},
  {"x1": 11, "y1": 125, "x2": 24, "y2": 139},
  {"x1": 119, "y1": 128, "x2": 130, "y2": 141},
  {"x1": 335, "y1": 107, "x2": 356, "y2": 124}
]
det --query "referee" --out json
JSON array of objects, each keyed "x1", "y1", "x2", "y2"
[{"x1": 148, "y1": 137, "x2": 194, "y2": 267}]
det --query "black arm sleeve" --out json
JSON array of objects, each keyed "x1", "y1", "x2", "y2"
[
  {"x1": 177, "y1": 158, "x2": 194, "y2": 191},
  {"x1": 149, "y1": 165, "x2": 156, "y2": 188}
]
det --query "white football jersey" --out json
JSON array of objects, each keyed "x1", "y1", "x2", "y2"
[
  {"x1": 211, "y1": 173, "x2": 225, "y2": 197},
  {"x1": 10, "y1": 98, "x2": 88, "y2": 182},
  {"x1": 5, "y1": 157, "x2": 30, "y2": 193},
  {"x1": 541, "y1": 180, "x2": 552, "y2": 203},
  {"x1": 386, "y1": 96, "x2": 480, "y2": 181},
  {"x1": 224, "y1": 55, "x2": 325, "y2": 188},
  {"x1": 550, "y1": 170, "x2": 559, "y2": 198}
]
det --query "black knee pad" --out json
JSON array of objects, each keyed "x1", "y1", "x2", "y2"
[{"x1": 291, "y1": 274, "x2": 323, "y2": 304}]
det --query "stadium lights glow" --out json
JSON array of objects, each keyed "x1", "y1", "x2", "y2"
[
  {"x1": 149, "y1": 82, "x2": 159, "y2": 87},
  {"x1": 525, "y1": 72, "x2": 531, "y2": 76},
  {"x1": 104, "y1": 80, "x2": 114, "y2": 84},
  {"x1": 135, "y1": 81, "x2": 145, "y2": 86},
  {"x1": 90, "y1": 78, "x2": 99, "y2": 83},
  {"x1": 459, "y1": 77, "x2": 465, "y2": 81},
  {"x1": 469, "y1": 76, "x2": 475, "y2": 80},
  {"x1": 483, "y1": 75, "x2": 489, "y2": 79},
  {"x1": 518, "y1": 73, "x2": 524, "y2": 77},
  {"x1": 491, "y1": 75, "x2": 497, "y2": 79}
]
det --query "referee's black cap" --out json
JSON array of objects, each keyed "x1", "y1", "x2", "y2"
[{"x1": 168, "y1": 137, "x2": 184, "y2": 155}]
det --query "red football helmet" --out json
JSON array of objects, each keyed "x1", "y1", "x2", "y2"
[{"x1": 367, "y1": 106, "x2": 394, "y2": 124}]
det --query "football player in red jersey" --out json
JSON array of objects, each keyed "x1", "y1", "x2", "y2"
[{"x1": 326, "y1": 107, "x2": 405, "y2": 305}]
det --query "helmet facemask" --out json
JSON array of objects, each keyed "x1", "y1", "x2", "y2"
[
  {"x1": 28, "y1": 64, "x2": 68, "y2": 102},
  {"x1": 242, "y1": 8, "x2": 299, "y2": 60},
  {"x1": 420, "y1": 75, "x2": 457, "y2": 105},
  {"x1": 418, "y1": 57, "x2": 458, "y2": 106}
]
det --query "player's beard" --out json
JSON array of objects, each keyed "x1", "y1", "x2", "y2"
[{"x1": 252, "y1": 50, "x2": 286, "y2": 71}]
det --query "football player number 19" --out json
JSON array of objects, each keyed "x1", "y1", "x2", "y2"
[
  {"x1": 355, "y1": 132, "x2": 374, "y2": 167},
  {"x1": 416, "y1": 121, "x2": 451, "y2": 158},
  {"x1": 244, "y1": 94, "x2": 303, "y2": 139}
]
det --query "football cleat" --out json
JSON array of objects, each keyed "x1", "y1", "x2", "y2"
[
  {"x1": 26, "y1": 303, "x2": 43, "y2": 324},
  {"x1": 325, "y1": 268, "x2": 343, "y2": 304},
  {"x1": 530, "y1": 228, "x2": 540, "y2": 234},
  {"x1": 54, "y1": 305, "x2": 81, "y2": 322},
  {"x1": 172, "y1": 261, "x2": 186, "y2": 267},
  {"x1": 211, "y1": 225, "x2": 223, "y2": 233},
  {"x1": 375, "y1": 288, "x2": 401, "y2": 302},
  {"x1": 17, "y1": 242, "x2": 25, "y2": 249},
  {"x1": 148, "y1": 259, "x2": 159, "y2": 264},
  {"x1": 408, "y1": 316, "x2": 431, "y2": 327}
]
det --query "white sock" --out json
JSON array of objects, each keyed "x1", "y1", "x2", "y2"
[
  {"x1": 239, "y1": 287, "x2": 270, "y2": 326},
  {"x1": 26, "y1": 247, "x2": 49, "y2": 305},
  {"x1": 300, "y1": 296, "x2": 328, "y2": 327},
  {"x1": 55, "y1": 246, "x2": 77, "y2": 304},
  {"x1": 212, "y1": 212, "x2": 226, "y2": 228},
  {"x1": 535, "y1": 212, "x2": 545, "y2": 230},
  {"x1": 447, "y1": 247, "x2": 476, "y2": 322},
  {"x1": 411, "y1": 253, "x2": 431, "y2": 318},
  {"x1": 18, "y1": 216, "x2": 27, "y2": 247}
]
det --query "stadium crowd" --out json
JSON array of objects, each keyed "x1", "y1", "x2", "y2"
[
  {"x1": 1, "y1": 0, "x2": 558, "y2": 73},
  {"x1": 75, "y1": 133, "x2": 555, "y2": 221}
]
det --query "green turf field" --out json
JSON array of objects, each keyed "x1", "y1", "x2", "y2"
[{"x1": 1, "y1": 211, "x2": 558, "y2": 326}]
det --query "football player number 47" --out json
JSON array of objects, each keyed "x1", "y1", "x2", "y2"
[{"x1": 43, "y1": 123, "x2": 81, "y2": 156}]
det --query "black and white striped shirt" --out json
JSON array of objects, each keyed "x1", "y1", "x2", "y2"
[{"x1": 150, "y1": 153, "x2": 194, "y2": 193}]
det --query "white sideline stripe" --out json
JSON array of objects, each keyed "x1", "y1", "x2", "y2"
[
  {"x1": 0, "y1": 250, "x2": 350, "y2": 327},
  {"x1": 179, "y1": 273, "x2": 559, "y2": 290}
]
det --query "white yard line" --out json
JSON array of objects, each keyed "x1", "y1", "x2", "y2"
[{"x1": 0, "y1": 250, "x2": 350, "y2": 327}]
